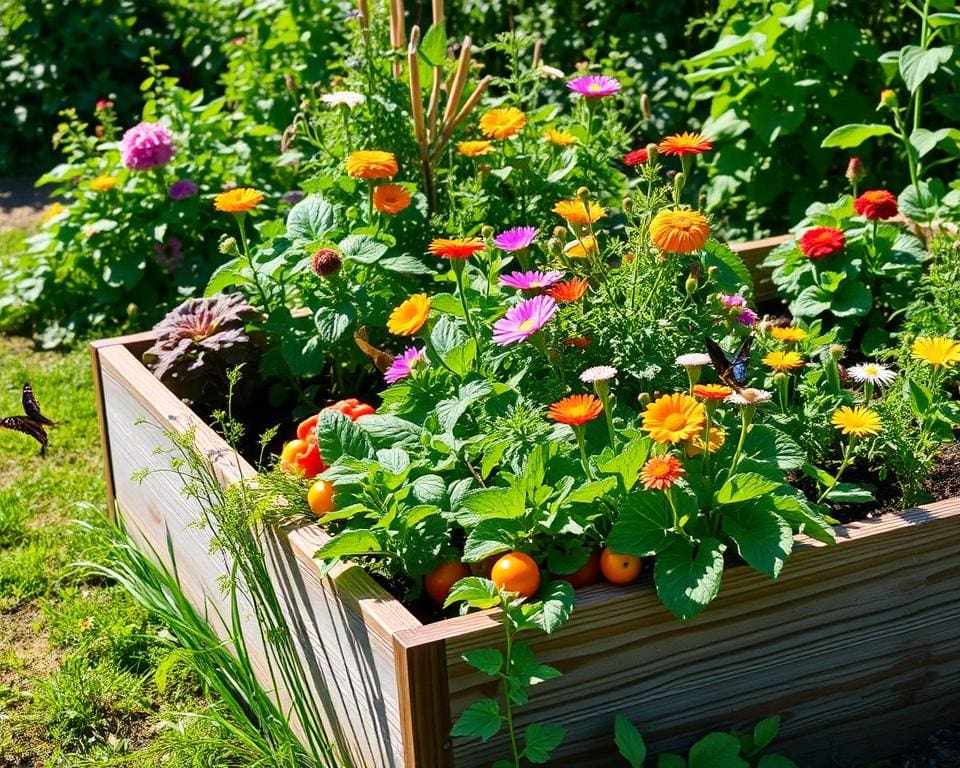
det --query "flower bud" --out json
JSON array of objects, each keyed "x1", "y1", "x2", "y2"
[
  {"x1": 773, "y1": 372, "x2": 787, "y2": 385},
  {"x1": 685, "y1": 274, "x2": 699, "y2": 296},
  {"x1": 576, "y1": 186, "x2": 590, "y2": 200},
  {"x1": 845, "y1": 156, "x2": 866, "y2": 183},
  {"x1": 707, "y1": 265, "x2": 718, "y2": 278},
  {"x1": 219, "y1": 235, "x2": 239, "y2": 256},
  {"x1": 547, "y1": 237, "x2": 563, "y2": 257},
  {"x1": 645, "y1": 143, "x2": 658, "y2": 163},
  {"x1": 94, "y1": 125, "x2": 105, "y2": 138},
  {"x1": 312, "y1": 247, "x2": 342, "y2": 277},
  {"x1": 481, "y1": 225, "x2": 495, "y2": 239},
  {"x1": 829, "y1": 344, "x2": 846, "y2": 361},
  {"x1": 698, "y1": 191, "x2": 707, "y2": 211},
  {"x1": 879, "y1": 89, "x2": 897, "y2": 109},
  {"x1": 622, "y1": 196, "x2": 633, "y2": 212},
  {"x1": 126, "y1": 303, "x2": 138, "y2": 317},
  {"x1": 638, "y1": 392, "x2": 651, "y2": 406},
  {"x1": 553, "y1": 225, "x2": 568, "y2": 241},
  {"x1": 674, "y1": 172, "x2": 686, "y2": 189},
  {"x1": 640, "y1": 93, "x2": 652, "y2": 122},
  {"x1": 281, "y1": 124, "x2": 296, "y2": 153}
]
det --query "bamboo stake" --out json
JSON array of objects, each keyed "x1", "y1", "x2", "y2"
[
  {"x1": 357, "y1": 0, "x2": 369, "y2": 28},
  {"x1": 430, "y1": 74, "x2": 492, "y2": 164},
  {"x1": 532, "y1": 38, "x2": 543, "y2": 69},
  {"x1": 441, "y1": 36, "x2": 471, "y2": 130},
  {"x1": 407, "y1": 27, "x2": 436, "y2": 210},
  {"x1": 432, "y1": 0, "x2": 444, "y2": 24},
  {"x1": 390, "y1": 0, "x2": 406, "y2": 79}
]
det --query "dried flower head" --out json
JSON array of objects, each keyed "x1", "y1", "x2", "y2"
[{"x1": 312, "y1": 248, "x2": 342, "y2": 277}]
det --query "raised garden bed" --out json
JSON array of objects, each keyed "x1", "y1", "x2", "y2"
[{"x1": 91, "y1": 237, "x2": 960, "y2": 768}]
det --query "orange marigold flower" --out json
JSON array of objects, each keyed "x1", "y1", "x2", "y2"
[
  {"x1": 548, "y1": 278, "x2": 590, "y2": 302},
  {"x1": 658, "y1": 131, "x2": 713, "y2": 157},
  {"x1": 479, "y1": 107, "x2": 526, "y2": 140},
  {"x1": 685, "y1": 426, "x2": 726, "y2": 457},
  {"x1": 458, "y1": 140, "x2": 495, "y2": 157},
  {"x1": 548, "y1": 393, "x2": 603, "y2": 427},
  {"x1": 545, "y1": 128, "x2": 578, "y2": 147},
  {"x1": 640, "y1": 454, "x2": 685, "y2": 490},
  {"x1": 642, "y1": 393, "x2": 706, "y2": 445},
  {"x1": 553, "y1": 199, "x2": 605, "y2": 226},
  {"x1": 428, "y1": 237, "x2": 485, "y2": 260},
  {"x1": 214, "y1": 187, "x2": 264, "y2": 213},
  {"x1": 387, "y1": 294, "x2": 431, "y2": 336},
  {"x1": 372, "y1": 183, "x2": 411, "y2": 215},
  {"x1": 650, "y1": 209, "x2": 710, "y2": 253},
  {"x1": 692, "y1": 383, "x2": 733, "y2": 401},
  {"x1": 345, "y1": 150, "x2": 398, "y2": 179}
]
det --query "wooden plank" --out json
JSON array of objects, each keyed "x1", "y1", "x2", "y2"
[
  {"x1": 394, "y1": 628, "x2": 454, "y2": 768},
  {"x1": 731, "y1": 234, "x2": 791, "y2": 304},
  {"x1": 432, "y1": 503, "x2": 960, "y2": 767}
]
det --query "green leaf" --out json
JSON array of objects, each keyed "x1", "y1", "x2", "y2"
[
  {"x1": 721, "y1": 506, "x2": 793, "y2": 578},
  {"x1": 418, "y1": 22, "x2": 448, "y2": 67},
  {"x1": 703, "y1": 240, "x2": 753, "y2": 294},
  {"x1": 899, "y1": 44, "x2": 953, "y2": 93},
  {"x1": 773, "y1": 496, "x2": 836, "y2": 545},
  {"x1": 832, "y1": 280, "x2": 872, "y2": 318},
  {"x1": 654, "y1": 538, "x2": 724, "y2": 621},
  {"x1": 929, "y1": 12, "x2": 960, "y2": 28},
  {"x1": 313, "y1": 529, "x2": 386, "y2": 562},
  {"x1": 436, "y1": 379, "x2": 492, "y2": 433},
  {"x1": 688, "y1": 731, "x2": 749, "y2": 768},
  {"x1": 317, "y1": 410, "x2": 372, "y2": 463},
  {"x1": 715, "y1": 473, "x2": 781, "y2": 505},
  {"x1": 523, "y1": 580, "x2": 575, "y2": 634},
  {"x1": 380, "y1": 254, "x2": 434, "y2": 274},
  {"x1": 462, "y1": 648, "x2": 503, "y2": 676},
  {"x1": 743, "y1": 425, "x2": 804, "y2": 471},
  {"x1": 909, "y1": 127, "x2": 953, "y2": 159},
  {"x1": 356, "y1": 415, "x2": 422, "y2": 447},
  {"x1": 615, "y1": 716, "x2": 647, "y2": 768},
  {"x1": 314, "y1": 305, "x2": 354, "y2": 342},
  {"x1": 286, "y1": 195, "x2": 337, "y2": 241},
  {"x1": 824, "y1": 483, "x2": 874, "y2": 504},
  {"x1": 444, "y1": 576, "x2": 500, "y2": 609},
  {"x1": 450, "y1": 698, "x2": 502, "y2": 741},
  {"x1": 658, "y1": 755, "x2": 687, "y2": 768},
  {"x1": 411, "y1": 474, "x2": 446, "y2": 504},
  {"x1": 906, "y1": 376, "x2": 933, "y2": 419},
  {"x1": 462, "y1": 519, "x2": 521, "y2": 562},
  {"x1": 521, "y1": 723, "x2": 566, "y2": 764},
  {"x1": 566, "y1": 476, "x2": 617, "y2": 504},
  {"x1": 608, "y1": 492, "x2": 674, "y2": 557},
  {"x1": 752, "y1": 716, "x2": 781, "y2": 753},
  {"x1": 457, "y1": 486, "x2": 525, "y2": 524},
  {"x1": 431, "y1": 315, "x2": 468, "y2": 358},
  {"x1": 508, "y1": 643, "x2": 562, "y2": 701},
  {"x1": 339, "y1": 234, "x2": 387, "y2": 264},
  {"x1": 444, "y1": 339, "x2": 478, "y2": 377},
  {"x1": 790, "y1": 284, "x2": 832, "y2": 318},
  {"x1": 820, "y1": 123, "x2": 896, "y2": 149},
  {"x1": 598, "y1": 438, "x2": 651, "y2": 491}
]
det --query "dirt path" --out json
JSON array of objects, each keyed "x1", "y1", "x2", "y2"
[{"x1": 0, "y1": 176, "x2": 48, "y2": 232}]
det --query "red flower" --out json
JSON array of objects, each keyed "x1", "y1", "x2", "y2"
[
  {"x1": 623, "y1": 148, "x2": 649, "y2": 166},
  {"x1": 854, "y1": 190, "x2": 898, "y2": 221},
  {"x1": 547, "y1": 278, "x2": 590, "y2": 302},
  {"x1": 798, "y1": 227, "x2": 845, "y2": 259}
]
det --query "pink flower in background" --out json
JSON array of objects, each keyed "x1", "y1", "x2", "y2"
[
  {"x1": 95, "y1": 99, "x2": 114, "y2": 111},
  {"x1": 153, "y1": 237, "x2": 184, "y2": 272},
  {"x1": 385, "y1": 347, "x2": 427, "y2": 384},
  {"x1": 499, "y1": 270, "x2": 564, "y2": 290},
  {"x1": 120, "y1": 122, "x2": 175, "y2": 171},
  {"x1": 492, "y1": 295, "x2": 558, "y2": 345},
  {"x1": 493, "y1": 226, "x2": 538, "y2": 252},
  {"x1": 737, "y1": 308, "x2": 758, "y2": 327},
  {"x1": 566, "y1": 75, "x2": 621, "y2": 98},
  {"x1": 167, "y1": 179, "x2": 198, "y2": 200},
  {"x1": 720, "y1": 294, "x2": 747, "y2": 308}
]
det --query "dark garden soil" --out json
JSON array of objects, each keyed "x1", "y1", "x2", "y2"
[
  {"x1": 886, "y1": 727, "x2": 960, "y2": 768},
  {"x1": 0, "y1": 177, "x2": 48, "y2": 232}
]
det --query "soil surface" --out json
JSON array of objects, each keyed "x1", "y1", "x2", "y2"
[
  {"x1": 0, "y1": 176, "x2": 49, "y2": 232},
  {"x1": 887, "y1": 727, "x2": 960, "y2": 768}
]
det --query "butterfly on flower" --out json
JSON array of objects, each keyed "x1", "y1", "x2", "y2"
[{"x1": 704, "y1": 336, "x2": 752, "y2": 389}]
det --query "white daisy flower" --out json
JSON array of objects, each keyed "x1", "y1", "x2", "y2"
[
  {"x1": 725, "y1": 388, "x2": 773, "y2": 407},
  {"x1": 847, "y1": 363, "x2": 896, "y2": 386},
  {"x1": 580, "y1": 365, "x2": 617, "y2": 383},
  {"x1": 675, "y1": 353, "x2": 711, "y2": 368},
  {"x1": 320, "y1": 91, "x2": 366, "y2": 109}
]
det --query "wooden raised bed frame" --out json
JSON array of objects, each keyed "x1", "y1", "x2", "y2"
[{"x1": 91, "y1": 237, "x2": 960, "y2": 767}]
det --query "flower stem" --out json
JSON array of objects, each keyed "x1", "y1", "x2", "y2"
[
  {"x1": 816, "y1": 436, "x2": 856, "y2": 504},
  {"x1": 235, "y1": 214, "x2": 270, "y2": 312},
  {"x1": 574, "y1": 426, "x2": 594, "y2": 480},
  {"x1": 501, "y1": 606, "x2": 521, "y2": 768},
  {"x1": 725, "y1": 406, "x2": 753, "y2": 483},
  {"x1": 595, "y1": 381, "x2": 617, "y2": 451}
]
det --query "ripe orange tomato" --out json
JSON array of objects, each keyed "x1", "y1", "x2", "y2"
[
  {"x1": 307, "y1": 480, "x2": 336, "y2": 516},
  {"x1": 562, "y1": 549, "x2": 601, "y2": 589},
  {"x1": 600, "y1": 547, "x2": 643, "y2": 585},
  {"x1": 490, "y1": 552, "x2": 541, "y2": 598},
  {"x1": 424, "y1": 561, "x2": 471, "y2": 604},
  {"x1": 323, "y1": 398, "x2": 376, "y2": 421}
]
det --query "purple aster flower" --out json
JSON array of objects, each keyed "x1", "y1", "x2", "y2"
[
  {"x1": 492, "y1": 295, "x2": 558, "y2": 345},
  {"x1": 385, "y1": 346, "x2": 427, "y2": 384},
  {"x1": 282, "y1": 190, "x2": 305, "y2": 205},
  {"x1": 493, "y1": 226, "x2": 538, "y2": 252},
  {"x1": 720, "y1": 293, "x2": 747, "y2": 308},
  {"x1": 499, "y1": 270, "x2": 564, "y2": 290},
  {"x1": 119, "y1": 122, "x2": 176, "y2": 171},
  {"x1": 566, "y1": 75, "x2": 621, "y2": 99},
  {"x1": 167, "y1": 179, "x2": 198, "y2": 200},
  {"x1": 737, "y1": 308, "x2": 758, "y2": 327},
  {"x1": 153, "y1": 237, "x2": 184, "y2": 272}
]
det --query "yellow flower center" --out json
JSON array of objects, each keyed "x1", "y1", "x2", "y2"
[
  {"x1": 518, "y1": 319, "x2": 535, "y2": 332},
  {"x1": 663, "y1": 413, "x2": 687, "y2": 431}
]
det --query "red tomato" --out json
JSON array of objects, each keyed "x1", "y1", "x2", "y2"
[
  {"x1": 490, "y1": 552, "x2": 541, "y2": 598},
  {"x1": 424, "y1": 561, "x2": 471, "y2": 604},
  {"x1": 562, "y1": 549, "x2": 601, "y2": 589},
  {"x1": 323, "y1": 398, "x2": 376, "y2": 421},
  {"x1": 280, "y1": 437, "x2": 326, "y2": 478}
]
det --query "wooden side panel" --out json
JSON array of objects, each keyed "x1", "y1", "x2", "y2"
[
  {"x1": 394, "y1": 629, "x2": 454, "y2": 768},
  {"x1": 96, "y1": 341, "x2": 418, "y2": 768},
  {"x1": 732, "y1": 234, "x2": 791, "y2": 304},
  {"x1": 439, "y1": 504, "x2": 960, "y2": 767}
]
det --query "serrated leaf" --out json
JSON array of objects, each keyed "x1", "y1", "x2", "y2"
[
  {"x1": 608, "y1": 492, "x2": 674, "y2": 557},
  {"x1": 313, "y1": 529, "x2": 387, "y2": 562},
  {"x1": 598, "y1": 437, "x2": 651, "y2": 491},
  {"x1": 356, "y1": 415, "x2": 422, "y2": 447},
  {"x1": 462, "y1": 519, "x2": 521, "y2": 562},
  {"x1": 317, "y1": 410, "x2": 373, "y2": 463},
  {"x1": 286, "y1": 195, "x2": 337, "y2": 241},
  {"x1": 523, "y1": 580, "x2": 575, "y2": 634},
  {"x1": 715, "y1": 473, "x2": 781, "y2": 505},
  {"x1": 444, "y1": 576, "x2": 500, "y2": 609},
  {"x1": 615, "y1": 715, "x2": 647, "y2": 767},
  {"x1": 654, "y1": 538, "x2": 724, "y2": 621},
  {"x1": 450, "y1": 698, "x2": 502, "y2": 741},
  {"x1": 721, "y1": 506, "x2": 793, "y2": 578},
  {"x1": 752, "y1": 715, "x2": 781, "y2": 753},
  {"x1": 339, "y1": 234, "x2": 387, "y2": 264},
  {"x1": 314, "y1": 305, "x2": 354, "y2": 342},
  {"x1": 566, "y1": 476, "x2": 617, "y2": 504},
  {"x1": 411, "y1": 474, "x2": 446, "y2": 504},
  {"x1": 457, "y1": 486, "x2": 525, "y2": 524},
  {"x1": 824, "y1": 482, "x2": 874, "y2": 504},
  {"x1": 462, "y1": 648, "x2": 503, "y2": 676},
  {"x1": 521, "y1": 723, "x2": 566, "y2": 764},
  {"x1": 431, "y1": 315, "x2": 468, "y2": 358},
  {"x1": 688, "y1": 731, "x2": 748, "y2": 768}
]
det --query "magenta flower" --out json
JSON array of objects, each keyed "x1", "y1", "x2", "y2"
[
  {"x1": 492, "y1": 295, "x2": 558, "y2": 345},
  {"x1": 493, "y1": 226, "x2": 538, "y2": 252},
  {"x1": 119, "y1": 122, "x2": 175, "y2": 171},
  {"x1": 737, "y1": 308, "x2": 758, "y2": 327},
  {"x1": 720, "y1": 293, "x2": 747, "y2": 308},
  {"x1": 385, "y1": 346, "x2": 427, "y2": 384},
  {"x1": 499, "y1": 270, "x2": 564, "y2": 290},
  {"x1": 167, "y1": 179, "x2": 198, "y2": 200},
  {"x1": 566, "y1": 75, "x2": 621, "y2": 99}
]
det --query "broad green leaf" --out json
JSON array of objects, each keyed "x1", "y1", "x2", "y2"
[
  {"x1": 715, "y1": 473, "x2": 781, "y2": 505},
  {"x1": 450, "y1": 698, "x2": 502, "y2": 741},
  {"x1": 462, "y1": 519, "x2": 521, "y2": 562},
  {"x1": 444, "y1": 339, "x2": 478, "y2": 377},
  {"x1": 435, "y1": 379, "x2": 492, "y2": 433},
  {"x1": 752, "y1": 715, "x2": 781, "y2": 753},
  {"x1": 566, "y1": 476, "x2": 617, "y2": 504},
  {"x1": 444, "y1": 576, "x2": 500, "y2": 609},
  {"x1": 462, "y1": 648, "x2": 503, "y2": 676},
  {"x1": 654, "y1": 538, "x2": 724, "y2": 621},
  {"x1": 431, "y1": 315, "x2": 468, "y2": 358},
  {"x1": 615, "y1": 715, "x2": 647, "y2": 767},
  {"x1": 523, "y1": 580, "x2": 575, "y2": 634},
  {"x1": 899, "y1": 44, "x2": 953, "y2": 93},
  {"x1": 820, "y1": 123, "x2": 896, "y2": 149},
  {"x1": 832, "y1": 279, "x2": 872, "y2": 318},
  {"x1": 375, "y1": 447, "x2": 410, "y2": 476},
  {"x1": 758, "y1": 756, "x2": 800, "y2": 768},
  {"x1": 743, "y1": 424, "x2": 804, "y2": 471},
  {"x1": 380, "y1": 253, "x2": 434, "y2": 274},
  {"x1": 457, "y1": 486, "x2": 525, "y2": 524},
  {"x1": 790, "y1": 284, "x2": 832, "y2": 318},
  {"x1": 598, "y1": 437, "x2": 651, "y2": 491},
  {"x1": 703, "y1": 239, "x2": 754, "y2": 294},
  {"x1": 521, "y1": 723, "x2": 566, "y2": 764},
  {"x1": 314, "y1": 304, "x2": 354, "y2": 342},
  {"x1": 608, "y1": 492, "x2": 674, "y2": 557},
  {"x1": 824, "y1": 482, "x2": 874, "y2": 504},
  {"x1": 508, "y1": 643, "x2": 563, "y2": 702},
  {"x1": 773, "y1": 496, "x2": 836, "y2": 545},
  {"x1": 339, "y1": 234, "x2": 387, "y2": 264},
  {"x1": 411, "y1": 474, "x2": 446, "y2": 504},
  {"x1": 909, "y1": 127, "x2": 953, "y2": 159},
  {"x1": 688, "y1": 731, "x2": 749, "y2": 768},
  {"x1": 317, "y1": 410, "x2": 373, "y2": 463},
  {"x1": 313, "y1": 529, "x2": 386, "y2": 562},
  {"x1": 356, "y1": 415, "x2": 422, "y2": 447},
  {"x1": 721, "y1": 506, "x2": 793, "y2": 578},
  {"x1": 286, "y1": 195, "x2": 337, "y2": 241},
  {"x1": 418, "y1": 22, "x2": 447, "y2": 67},
  {"x1": 659, "y1": 754, "x2": 687, "y2": 768},
  {"x1": 929, "y1": 12, "x2": 960, "y2": 28}
]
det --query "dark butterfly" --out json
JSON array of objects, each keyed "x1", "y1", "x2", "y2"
[
  {"x1": 354, "y1": 327, "x2": 395, "y2": 373},
  {"x1": 1, "y1": 384, "x2": 56, "y2": 456},
  {"x1": 705, "y1": 336, "x2": 753, "y2": 389}
]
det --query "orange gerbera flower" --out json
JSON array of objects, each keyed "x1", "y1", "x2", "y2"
[
  {"x1": 692, "y1": 384, "x2": 733, "y2": 401},
  {"x1": 548, "y1": 278, "x2": 590, "y2": 302},
  {"x1": 658, "y1": 131, "x2": 713, "y2": 157},
  {"x1": 387, "y1": 294, "x2": 431, "y2": 336},
  {"x1": 640, "y1": 454, "x2": 685, "y2": 490},
  {"x1": 428, "y1": 237, "x2": 485, "y2": 259},
  {"x1": 479, "y1": 107, "x2": 526, "y2": 139},
  {"x1": 642, "y1": 393, "x2": 706, "y2": 445},
  {"x1": 214, "y1": 187, "x2": 264, "y2": 213},
  {"x1": 545, "y1": 128, "x2": 578, "y2": 147},
  {"x1": 685, "y1": 426, "x2": 726, "y2": 457},
  {"x1": 345, "y1": 150, "x2": 398, "y2": 179},
  {"x1": 548, "y1": 393, "x2": 603, "y2": 426},
  {"x1": 458, "y1": 140, "x2": 494, "y2": 157},
  {"x1": 372, "y1": 184, "x2": 411, "y2": 214},
  {"x1": 650, "y1": 209, "x2": 710, "y2": 253},
  {"x1": 553, "y1": 199, "x2": 605, "y2": 226}
]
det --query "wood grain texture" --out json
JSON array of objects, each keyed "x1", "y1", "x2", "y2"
[
  {"x1": 731, "y1": 234, "x2": 790, "y2": 304},
  {"x1": 95, "y1": 339, "x2": 420, "y2": 767},
  {"x1": 394, "y1": 629, "x2": 454, "y2": 768}
]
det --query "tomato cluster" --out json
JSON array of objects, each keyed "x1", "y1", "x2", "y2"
[{"x1": 280, "y1": 398, "x2": 376, "y2": 480}]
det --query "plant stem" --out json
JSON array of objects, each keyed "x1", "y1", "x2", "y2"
[
  {"x1": 725, "y1": 406, "x2": 753, "y2": 482},
  {"x1": 501, "y1": 607, "x2": 521, "y2": 768},
  {"x1": 235, "y1": 214, "x2": 270, "y2": 312},
  {"x1": 816, "y1": 436, "x2": 857, "y2": 504},
  {"x1": 574, "y1": 426, "x2": 594, "y2": 480}
]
